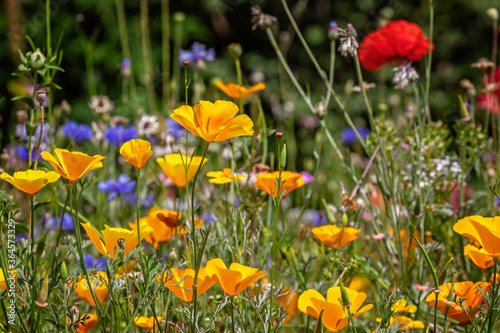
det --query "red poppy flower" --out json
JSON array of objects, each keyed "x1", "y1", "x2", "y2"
[
  {"x1": 478, "y1": 68, "x2": 500, "y2": 114},
  {"x1": 358, "y1": 20, "x2": 434, "y2": 71}
]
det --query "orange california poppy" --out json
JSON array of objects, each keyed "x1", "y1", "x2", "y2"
[
  {"x1": 156, "y1": 154, "x2": 208, "y2": 187},
  {"x1": 0, "y1": 269, "x2": 17, "y2": 290},
  {"x1": 205, "y1": 258, "x2": 266, "y2": 297},
  {"x1": 376, "y1": 316, "x2": 424, "y2": 330},
  {"x1": 41, "y1": 148, "x2": 105, "y2": 182},
  {"x1": 68, "y1": 272, "x2": 109, "y2": 307},
  {"x1": 81, "y1": 222, "x2": 153, "y2": 259},
  {"x1": 158, "y1": 267, "x2": 215, "y2": 303},
  {"x1": 276, "y1": 287, "x2": 299, "y2": 325},
  {"x1": 298, "y1": 286, "x2": 373, "y2": 332},
  {"x1": 311, "y1": 225, "x2": 361, "y2": 248},
  {"x1": 206, "y1": 168, "x2": 247, "y2": 184},
  {"x1": 170, "y1": 100, "x2": 254, "y2": 142},
  {"x1": 134, "y1": 316, "x2": 164, "y2": 333},
  {"x1": 0, "y1": 169, "x2": 60, "y2": 195},
  {"x1": 120, "y1": 139, "x2": 153, "y2": 169},
  {"x1": 148, "y1": 207, "x2": 181, "y2": 228},
  {"x1": 425, "y1": 281, "x2": 491, "y2": 325},
  {"x1": 215, "y1": 81, "x2": 266, "y2": 99},
  {"x1": 391, "y1": 299, "x2": 417, "y2": 313},
  {"x1": 453, "y1": 215, "x2": 500, "y2": 269},
  {"x1": 347, "y1": 276, "x2": 370, "y2": 293},
  {"x1": 254, "y1": 171, "x2": 304, "y2": 198},
  {"x1": 70, "y1": 313, "x2": 99, "y2": 333}
]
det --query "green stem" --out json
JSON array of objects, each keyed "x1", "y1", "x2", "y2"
[
  {"x1": 231, "y1": 297, "x2": 236, "y2": 333},
  {"x1": 424, "y1": 0, "x2": 434, "y2": 119},
  {"x1": 46, "y1": 0, "x2": 51, "y2": 55},
  {"x1": 487, "y1": 261, "x2": 498, "y2": 333},
  {"x1": 353, "y1": 55, "x2": 379, "y2": 138},
  {"x1": 235, "y1": 57, "x2": 244, "y2": 113},
  {"x1": 137, "y1": 167, "x2": 141, "y2": 247},
  {"x1": 115, "y1": 0, "x2": 137, "y2": 97},
  {"x1": 140, "y1": 0, "x2": 157, "y2": 114},
  {"x1": 161, "y1": 0, "x2": 170, "y2": 114},
  {"x1": 257, "y1": 98, "x2": 268, "y2": 166},
  {"x1": 29, "y1": 195, "x2": 36, "y2": 331}
]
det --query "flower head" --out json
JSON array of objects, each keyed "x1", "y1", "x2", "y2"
[
  {"x1": 136, "y1": 115, "x2": 159, "y2": 137},
  {"x1": 170, "y1": 100, "x2": 254, "y2": 142},
  {"x1": 377, "y1": 316, "x2": 424, "y2": 330},
  {"x1": 156, "y1": 154, "x2": 208, "y2": 187},
  {"x1": 0, "y1": 170, "x2": 60, "y2": 195},
  {"x1": 254, "y1": 171, "x2": 305, "y2": 198},
  {"x1": 276, "y1": 287, "x2": 299, "y2": 324},
  {"x1": 299, "y1": 286, "x2": 373, "y2": 332},
  {"x1": 311, "y1": 225, "x2": 361, "y2": 248},
  {"x1": 88, "y1": 95, "x2": 114, "y2": 114},
  {"x1": 340, "y1": 127, "x2": 370, "y2": 144},
  {"x1": 358, "y1": 20, "x2": 433, "y2": 71},
  {"x1": 81, "y1": 222, "x2": 153, "y2": 259},
  {"x1": 205, "y1": 258, "x2": 266, "y2": 297},
  {"x1": 148, "y1": 207, "x2": 181, "y2": 228},
  {"x1": 134, "y1": 316, "x2": 164, "y2": 333},
  {"x1": 105, "y1": 125, "x2": 138, "y2": 146},
  {"x1": 41, "y1": 149, "x2": 104, "y2": 182},
  {"x1": 0, "y1": 268, "x2": 18, "y2": 290},
  {"x1": 425, "y1": 281, "x2": 490, "y2": 325},
  {"x1": 48, "y1": 212, "x2": 74, "y2": 232},
  {"x1": 338, "y1": 23, "x2": 359, "y2": 57},
  {"x1": 83, "y1": 254, "x2": 107, "y2": 270},
  {"x1": 158, "y1": 267, "x2": 215, "y2": 302},
  {"x1": 120, "y1": 139, "x2": 153, "y2": 169},
  {"x1": 215, "y1": 81, "x2": 266, "y2": 99},
  {"x1": 393, "y1": 62, "x2": 420, "y2": 90},
  {"x1": 478, "y1": 68, "x2": 500, "y2": 114},
  {"x1": 165, "y1": 117, "x2": 186, "y2": 139},
  {"x1": 206, "y1": 168, "x2": 247, "y2": 184},
  {"x1": 179, "y1": 42, "x2": 215, "y2": 65},
  {"x1": 453, "y1": 215, "x2": 500, "y2": 269},
  {"x1": 68, "y1": 272, "x2": 108, "y2": 306},
  {"x1": 61, "y1": 121, "x2": 93, "y2": 143},
  {"x1": 98, "y1": 174, "x2": 136, "y2": 201}
]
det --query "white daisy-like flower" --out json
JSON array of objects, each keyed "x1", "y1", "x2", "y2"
[
  {"x1": 88, "y1": 95, "x2": 114, "y2": 114},
  {"x1": 137, "y1": 115, "x2": 159, "y2": 137}
]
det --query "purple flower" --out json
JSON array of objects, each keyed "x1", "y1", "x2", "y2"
[
  {"x1": 83, "y1": 254, "x2": 106, "y2": 270},
  {"x1": 98, "y1": 174, "x2": 136, "y2": 201},
  {"x1": 340, "y1": 127, "x2": 370, "y2": 144},
  {"x1": 301, "y1": 171, "x2": 313, "y2": 184},
  {"x1": 165, "y1": 118, "x2": 186, "y2": 139},
  {"x1": 48, "y1": 212, "x2": 74, "y2": 232},
  {"x1": 313, "y1": 210, "x2": 328, "y2": 226},
  {"x1": 179, "y1": 42, "x2": 215, "y2": 65},
  {"x1": 123, "y1": 193, "x2": 155, "y2": 208},
  {"x1": 61, "y1": 120, "x2": 93, "y2": 143},
  {"x1": 105, "y1": 125, "x2": 137, "y2": 146},
  {"x1": 201, "y1": 211, "x2": 216, "y2": 223}
]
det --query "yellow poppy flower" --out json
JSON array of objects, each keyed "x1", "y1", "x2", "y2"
[
  {"x1": 205, "y1": 258, "x2": 266, "y2": 297},
  {"x1": 299, "y1": 286, "x2": 373, "y2": 332},
  {"x1": 170, "y1": 100, "x2": 254, "y2": 142},
  {"x1": 156, "y1": 154, "x2": 208, "y2": 187},
  {"x1": 391, "y1": 299, "x2": 417, "y2": 313},
  {"x1": 158, "y1": 267, "x2": 215, "y2": 303},
  {"x1": 311, "y1": 225, "x2": 361, "y2": 248},
  {"x1": 68, "y1": 272, "x2": 108, "y2": 307},
  {"x1": 206, "y1": 168, "x2": 247, "y2": 184},
  {"x1": 425, "y1": 281, "x2": 490, "y2": 326},
  {"x1": 453, "y1": 215, "x2": 500, "y2": 269},
  {"x1": 119, "y1": 139, "x2": 153, "y2": 169},
  {"x1": 148, "y1": 207, "x2": 181, "y2": 228},
  {"x1": 215, "y1": 81, "x2": 266, "y2": 99},
  {"x1": 0, "y1": 268, "x2": 18, "y2": 290},
  {"x1": 69, "y1": 313, "x2": 99, "y2": 332},
  {"x1": 41, "y1": 148, "x2": 105, "y2": 182},
  {"x1": 376, "y1": 316, "x2": 424, "y2": 330},
  {"x1": 347, "y1": 276, "x2": 370, "y2": 292},
  {"x1": 81, "y1": 222, "x2": 153, "y2": 259},
  {"x1": 254, "y1": 171, "x2": 304, "y2": 198},
  {"x1": 134, "y1": 316, "x2": 164, "y2": 333},
  {"x1": 0, "y1": 170, "x2": 60, "y2": 195}
]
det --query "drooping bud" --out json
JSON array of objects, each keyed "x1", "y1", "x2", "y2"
[{"x1": 228, "y1": 43, "x2": 243, "y2": 59}]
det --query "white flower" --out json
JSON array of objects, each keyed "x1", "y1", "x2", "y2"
[
  {"x1": 88, "y1": 95, "x2": 114, "y2": 114},
  {"x1": 137, "y1": 115, "x2": 159, "y2": 137}
]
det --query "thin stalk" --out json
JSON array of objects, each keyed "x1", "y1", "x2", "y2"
[
  {"x1": 231, "y1": 297, "x2": 236, "y2": 333},
  {"x1": 487, "y1": 262, "x2": 498, "y2": 333},
  {"x1": 33, "y1": 103, "x2": 44, "y2": 170},
  {"x1": 424, "y1": 0, "x2": 434, "y2": 116},
  {"x1": 353, "y1": 55, "x2": 379, "y2": 137},
  {"x1": 161, "y1": 0, "x2": 170, "y2": 113},
  {"x1": 54, "y1": 189, "x2": 70, "y2": 248},
  {"x1": 235, "y1": 57, "x2": 244, "y2": 113},
  {"x1": 171, "y1": 17, "x2": 184, "y2": 107},
  {"x1": 257, "y1": 98, "x2": 268, "y2": 166},
  {"x1": 140, "y1": 0, "x2": 157, "y2": 114},
  {"x1": 189, "y1": 141, "x2": 210, "y2": 332},
  {"x1": 115, "y1": 0, "x2": 137, "y2": 96},
  {"x1": 136, "y1": 168, "x2": 141, "y2": 246},
  {"x1": 29, "y1": 195, "x2": 36, "y2": 331},
  {"x1": 324, "y1": 39, "x2": 336, "y2": 107}
]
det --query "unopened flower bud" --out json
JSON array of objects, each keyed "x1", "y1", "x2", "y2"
[
  {"x1": 60, "y1": 262, "x2": 68, "y2": 280},
  {"x1": 328, "y1": 21, "x2": 339, "y2": 40},
  {"x1": 315, "y1": 102, "x2": 325, "y2": 119},
  {"x1": 322, "y1": 269, "x2": 333, "y2": 280},
  {"x1": 275, "y1": 131, "x2": 284, "y2": 140},
  {"x1": 118, "y1": 238, "x2": 126, "y2": 250},
  {"x1": 228, "y1": 43, "x2": 243, "y2": 59},
  {"x1": 486, "y1": 8, "x2": 499, "y2": 22},
  {"x1": 341, "y1": 213, "x2": 348, "y2": 225},
  {"x1": 173, "y1": 12, "x2": 185, "y2": 23},
  {"x1": 182, "y1": 60, "x2": 190, "y2": 67},
  {"x1": 168, "y1": 248, "x2": 177, "y2": 263},
  {"x1": 339, "y1": 279, "x2": 352, "y2": 308},
  {"x1": 36, "y1": 90, "x2": 47, "y2": 106}
]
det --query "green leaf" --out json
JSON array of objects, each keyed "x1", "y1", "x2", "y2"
[
  {"x1": 37, "y1": 68, "x2": 47, "y2": 75},
  {"x1": 26, "y1": 123, "x2": 38, "y2": 136},
  {"x1": 313, "y1": 310, "x2": 324, "y2": 333},
  {"x1": 46, "y1": 65, "x2": 65, "y2": 72},
  {"x1": 34, "y1": 200, "x2": 52, "y2": 211},
  {"x1": 15, "y1": 222, "x2": 29, "y2": 234},
  {"x1": 12, "y1": 96, "x2": 34, "y2": 109},
  {"x1": 18, "y1": 49, "x2": 28, "y2": 63}
]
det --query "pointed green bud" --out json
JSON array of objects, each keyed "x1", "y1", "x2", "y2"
[
  {"x1": 280, "y1": 143, "x2": 287, "y2": 170},
  {"x1": 341, "y1": 213, "x2": 348, "y2": 225},
  {"x1": 314, "y1": 309, "x2": 325, "y2": 332},
  {"x1": 322, "y1": 199, "x2": 336, "y2": 223},
  {"x1": 36, "y1": 229, "x2": 50, "y2": 256},
  {"x1": 339, "y1": 279, "x2": 352, "y2": 308},
  {"x1": 37, "y1": 273, "x2": 49, "y2": 305},
  {"x1": 60, "y1": 262, "x2": 68, "y2": 280}
]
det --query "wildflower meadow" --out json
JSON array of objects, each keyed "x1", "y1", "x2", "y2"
[{"x1": 2, "y1": 0, "x2": 500, "y2": 332}]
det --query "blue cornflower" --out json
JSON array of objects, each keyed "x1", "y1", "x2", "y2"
[
  {"x1": 201, "y1": 211, "x2": 216, "y2": 223},
  {"x1": 313, "y1": 210, "x2": 328, "y2": 226},
  {"x1": 48, "y1": 212, "x2": 74, "y2": 232},
  {"x1": 179, "y1": 42, "x2": 215, "y2": 65},
  {"x1": 165, "y1": 117, "x2": 186, "y2": 139},
  {"x1": 15, "y1": 144, "x2": 36, "y2": 161},
  {"x1": 340, "y1": 127, "x2": 370, "y2": 144},
  {"x1": 123, "y1": 193, "x2": 155, "y2": 208},
  {"x1": 61, "y1": 120, "x2": 93, "y2": 143},
  {"x1": 98, "y1": 174, "x2": 136, "y2": 201},
  {"x1": 105, "y1": 125, "x2": 137, "y2": 146},
  {"x1": 83, "y1": 254, "x2": 106, "y2": 270}
]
